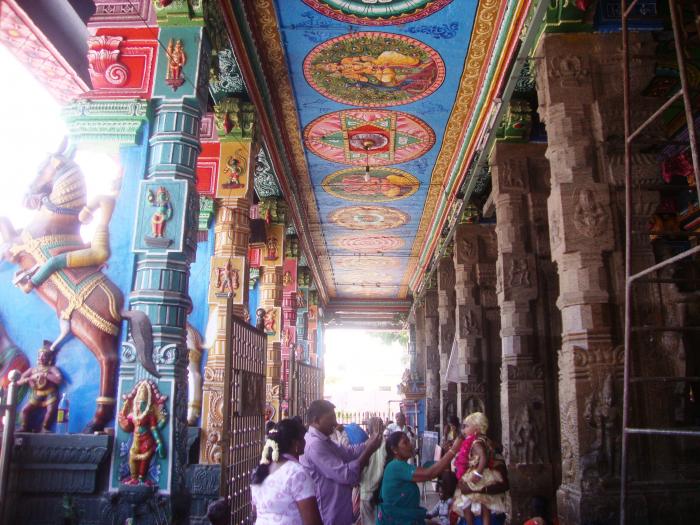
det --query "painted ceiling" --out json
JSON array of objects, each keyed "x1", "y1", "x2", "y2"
[
  {"x1": 275, "y1": 0, "x2": 475, "y2": 301},
  {"x1": 238, "y1": 0, "x2": 529, "y2": 304}
]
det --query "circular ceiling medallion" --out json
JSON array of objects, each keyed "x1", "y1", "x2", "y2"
[
  {"x1": 304, "y1": 109, "x2": 435, "y2": 166},
  {"x1": 302, "y1": 0, "x2": 453, "y2": 26},
  {"x1": 334, "y1": 234, "x2": 404, "y2": 253},
  {"x1": 304, "y1": 32, "x2": 445, "y2": 107},
  {"x1": 322, "y1": 167, "x2": 419, "y2": 203},
  {"x1": 333, "y1": 255, "x2": 403, "y2": 270},
  {"x1": 329, "y1": 205, "x2": 409, "y2": 230}
]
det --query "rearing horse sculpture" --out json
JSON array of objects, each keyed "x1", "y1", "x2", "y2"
[{"x1": 0, "y1": 144, "x2": 156, "y2": 432}]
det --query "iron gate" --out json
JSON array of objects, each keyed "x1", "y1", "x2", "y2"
[
  {"x1": 221, "y1": 310, "x2": 266, "y2": 524},
  {"x1": 294, "y1": 362, "x2": 323, "y2": 420}
]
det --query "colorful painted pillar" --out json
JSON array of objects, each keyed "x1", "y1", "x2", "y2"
[
  {"x1": 99, "y1": 0, "x2": 209, "y2": 515},
  {"x1": 307, "y1": 289, "x2": 319, "y2": 366},
  {"x1": 199, "y1": 96, "x2": 256, "y2": 464},
  {"x1": 281, "y1": 233, "x2": 299, "y2": 415},
  {"x1": 259, "y1": 197, "x2": 286, "y2": 420},
  {"x1": 296, "y1": 266, "x2": 311, "y2": 364}
]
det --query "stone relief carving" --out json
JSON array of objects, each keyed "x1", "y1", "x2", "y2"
[
  {"x1": 509, "y1": 258, "x2": 531, "y2": 287},
  {"x1": 549, "y1": 214, "x2": 562, "y2": 248},
  {"x1": 582, "y1": 373, "x2": 619, "y2": 478},
  {"x1": 499, "y1": 159, "x2": 526, "y2": 189},
  {"x1": 458, "y1": 237, "x2": 475, "y2": 261},
  {"x1": 512, "y1": 403, "x2": 543, "y2": 465},
  {"x1": 551, "y1": 55, "x2": 590, "y2": 87},
  {"x1": 573, "y1": 189, "x2": 609, "y2": 238},
  {"x1": 460, "y1": 310, "x2": 479, "y2": 336}
]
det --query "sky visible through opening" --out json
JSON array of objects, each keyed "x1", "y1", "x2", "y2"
[
  {"x1": 323, "y1": 329, "x2": 408, "y2": 420},
  {"x1": 0, "y1": 45, "x2": 119, "y2": 237}
]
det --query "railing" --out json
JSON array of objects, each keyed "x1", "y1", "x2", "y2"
[{"x1": 0, "y1": 370, "x2": 21, "y2": 522}]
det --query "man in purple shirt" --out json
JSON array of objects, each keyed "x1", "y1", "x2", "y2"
[{"x1": 301, "y1": 400, "x2": 383, "y2": 525}]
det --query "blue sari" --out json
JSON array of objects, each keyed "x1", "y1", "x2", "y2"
[{"x1": 377, "y1": 459, "x2": 426, "y2": 525}]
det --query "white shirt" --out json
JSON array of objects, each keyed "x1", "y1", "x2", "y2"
[{"x1": 251, "y1": 459, "x2": 316, "y2": 524}]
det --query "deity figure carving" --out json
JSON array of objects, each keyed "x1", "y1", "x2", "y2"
[
  {"x1": 573, "y1": 189, "x2": 608, "y2": 238},
  {"x1": 512, "y1": 404, "x2": 542, "y2": 464},
  {"x1": 214, "y1": 260, "x2": 239, "y2": 298},
  {"x1": 0, "y1": 143, "x2": 155, "y2": 432},
  {"x1": 17, "y1": 342, "x2": 63, "y2": 433},
  {"x1": 583, "y1": 373, "x2": 619, "y2": 478},
  {"x1": 165, "y1": 39, "x2": 186, "y2": 90},
  {"x1": 265, "y1": 237, "x2": 278, "y2": 261},
  {"x1": 296, "y1": 292, "x2": 306, "y2": 309},
  {"x1": 264, "y1": 309, "x2": 277, "y2": 335},
  {"x1": 118, "y1": 380, "x2": 168, "y2": 486},
  {"x1": 222, "y1": 156, "x2": 243, "y2": 189},
  {"x1": 509, "y1": 258, "x2": 531, "y2": 287},
  {"x1": 462, "y1": 310, "x2": 478, "y2": 335},
  {"x1": 146, "y1": 186, "x2": 173, "y2": 243}
]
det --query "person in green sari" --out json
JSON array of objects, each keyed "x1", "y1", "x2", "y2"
[{"x1": 377, "y1": 431, "x2": 463, "y2": 525}]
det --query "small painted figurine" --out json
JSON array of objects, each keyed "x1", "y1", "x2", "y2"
[
  {"x1": 148, "y1": 186, "x2": 173, "y2": 238},
  {"x1": 118, "y1": 380, "x2": 167, "y2": 486},
  {"x1": 214, "y1": 260, "x2": 239, "y2": 297},
  {"x1": 265, "y1": 236, "x2": 278, "y2": 261},
  {"x1": 264, "y1": 309, "x2": 277, "y2": 335},
  {"x1": 165, "y1": 39, "x2": 186, "y2": 90},
  {"x1": 255, "y1": 308, "x2": 266, "y2": 331},
  {"x1": 222, "y1": 156, "x2": 243, "y2": 189},
  {"x1": 17, "y1": 342, "x2": 63, "y2": 432}
]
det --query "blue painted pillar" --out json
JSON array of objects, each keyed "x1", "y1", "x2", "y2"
[{"x1": 107, "y1": 19, "x2": 208, "y2": 520}]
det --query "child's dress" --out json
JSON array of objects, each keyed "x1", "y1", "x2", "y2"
[{"x1": 452, "y1": 435, "x2": 508, "y2": 516}]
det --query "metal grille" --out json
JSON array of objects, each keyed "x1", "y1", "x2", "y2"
[
  {"x1": 293, "y1": 362, "x2": 323, "y2": 419},
  {"x1": 222, "y1": 307, "x2": 266, "y2": 525},
  {"x1": 620, "y1": 1, "x2": 700, "y2": 522}
]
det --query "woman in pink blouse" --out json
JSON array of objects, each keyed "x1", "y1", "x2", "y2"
[{"x1": 251, "y1": 419, "x2": 322, "y2": 525}]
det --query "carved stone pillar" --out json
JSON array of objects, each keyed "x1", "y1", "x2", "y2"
[
  {"x1": 453, "y1": 223, "x2": 490, "y2": 419},
  {"x1": 199, "y1": 97, "x2": 256, "y2": 464},
  {"x1": 437, "y1": 250, "x2": 456, "y2": 431},
  {"x1": 492, "y1": 142, "x2": 554, "y2": 522},
  {"x1": 259, "y1": 198, "x2": 287, "y2": 420},
  {"x1": 535, "y1": 33, "x2": 627, "y2": 523},
  {"x1": 423, "y1": 280, "x2": 439, "y2": 431}
]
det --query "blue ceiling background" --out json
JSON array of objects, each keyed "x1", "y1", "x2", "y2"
[{"x1": 273, "y1": 0, "x2": 477, "y2": 298}]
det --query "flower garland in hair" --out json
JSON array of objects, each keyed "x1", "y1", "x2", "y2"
[{"x1": 260, "y1": 434, "x2": 280, "y2": 465}]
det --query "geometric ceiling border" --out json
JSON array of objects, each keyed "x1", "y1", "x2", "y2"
[
  {"x1": 402, "y1": 0, "x2": 532, "y2": 295},
  {"x1": 221, "y1": 0, "x2": 335, "y2": 305},
  {"x1": 0, "y1": 0, "x2": 89, "y2": 105}
]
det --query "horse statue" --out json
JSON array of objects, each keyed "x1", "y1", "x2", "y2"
[{"x1": 0, "y1": 142, "x2": 156, "y2": 432}]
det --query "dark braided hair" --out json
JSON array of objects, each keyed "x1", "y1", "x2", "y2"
[
  {"x1": 251, "y1": 418, "x2": 306, "y2": 485},
  {"x1": 371, "y1": 431, "x2": 406, "y2": 505}
]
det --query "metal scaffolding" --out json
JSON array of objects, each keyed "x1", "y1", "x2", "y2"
[{"x1": 621, "y1": 0, "x2": 700, "y2": 522}]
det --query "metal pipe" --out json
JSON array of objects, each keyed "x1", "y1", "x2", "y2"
[
  {"x1": 625, "y1": 427, "x2": 700, "y2": 437},
  {"x1": 620, "y1": 1, "x2": 632, "y2": 521},
  {"x1": 0, "y1": 369, "x2": 21, "y2": 522},
  {"x1": 669, "y1": 0, "x2": 700, "y2": 204},
  {"x1": 629, "y1": 245, "x2": 700, "y2": 283},
  {"x1": 627, "y1": 90, "x2": 683, "y2": 143}
]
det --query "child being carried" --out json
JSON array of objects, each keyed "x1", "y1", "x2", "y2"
[{"x1": 452, "y1": 412, "x2": 507, "y2": 525}]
